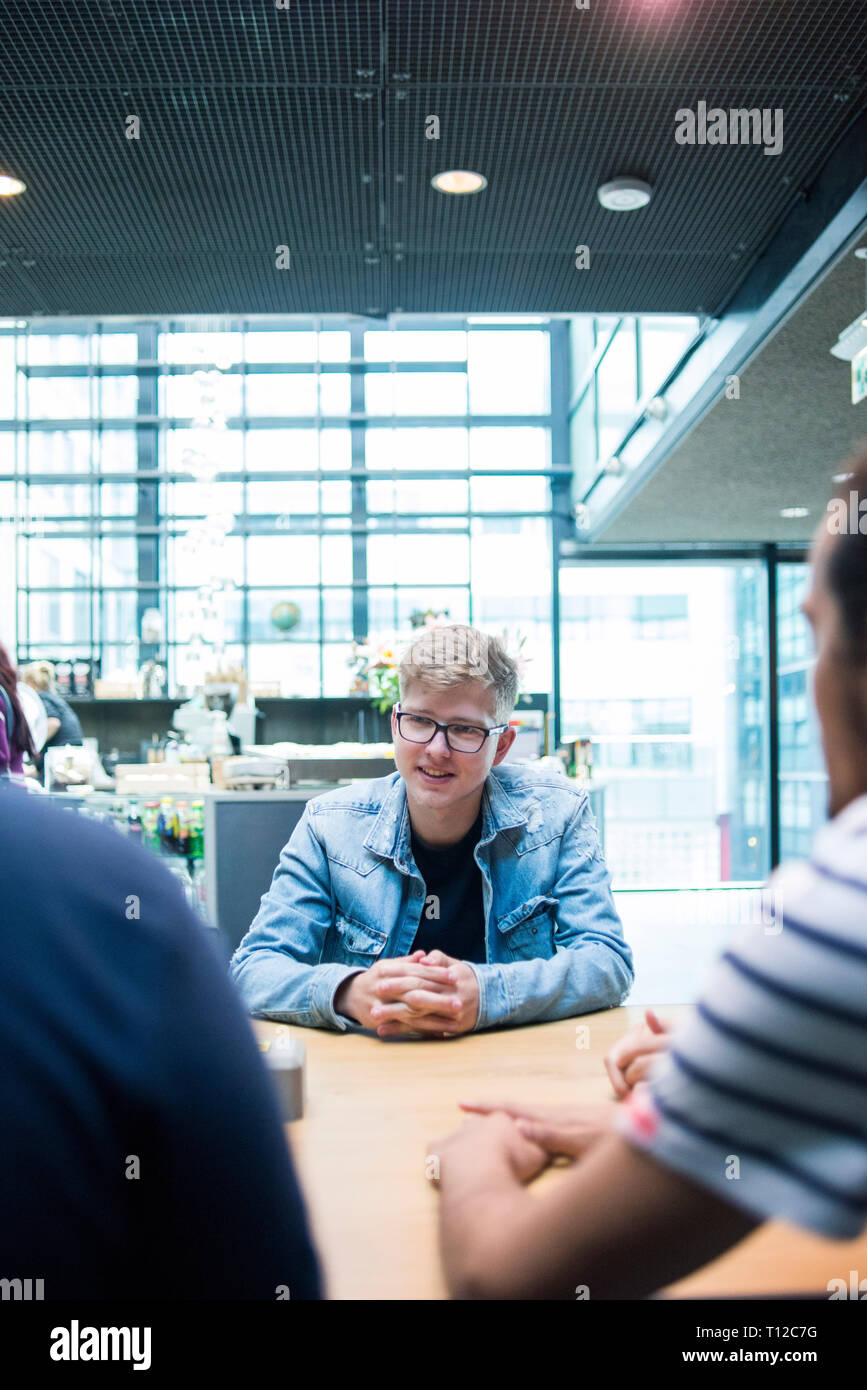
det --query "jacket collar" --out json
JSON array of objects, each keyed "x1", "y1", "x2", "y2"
[{"x1": 363, "y1": 769, "x2": 528, "y2": 871}]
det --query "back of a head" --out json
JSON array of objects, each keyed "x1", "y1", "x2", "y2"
[
  {"x1": 0, "y1": 641, "x2": 36, "y2": 758},
  {"x1": 23, "y1": 660, "x2": 55, "y2": 693},
  {"x1": 826, "y1": 445, "x2": 867, "y2": 667},
  {"x1": 398, "y1": 624, "x2": 519, "y2": 724}
]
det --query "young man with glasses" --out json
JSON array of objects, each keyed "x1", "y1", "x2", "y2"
[{"x1": 230, "y1": 625, "x2": 632, "y2": 1038}]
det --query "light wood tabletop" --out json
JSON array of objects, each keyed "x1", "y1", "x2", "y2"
[{"x1": 253, "y1": 1005, "x2": 867, "y2": 1300}]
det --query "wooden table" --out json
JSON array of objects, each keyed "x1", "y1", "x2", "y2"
[{"x1": 254, "y1": 1006, "x2": 867, "y2": 1300}]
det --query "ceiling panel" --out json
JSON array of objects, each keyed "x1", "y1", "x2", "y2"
[{"x1": 0, "y1": 0, "x2": 864, "y2": 315}]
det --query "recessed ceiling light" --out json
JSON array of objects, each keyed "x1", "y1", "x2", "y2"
[
  {"x1": 597, "y1": 177, "x2": 652, "y2": 211},
  {"x1": 0, "y1": 174, "x2": 26, "y2": 197},
  {"x1": 780, "y1": 507, "x2": 810, "y2": 519},
  {"x1": 431, "y1": 170, "x2": 487, "y2": 195}
]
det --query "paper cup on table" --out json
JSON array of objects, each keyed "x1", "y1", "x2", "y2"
[{"x1": 258, "y1": 1036, "x2": 306, "y2": 1122}]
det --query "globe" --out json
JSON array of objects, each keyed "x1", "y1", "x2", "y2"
[{"x1": 271, "y1": 601, "x2": 301, "y2": 634}]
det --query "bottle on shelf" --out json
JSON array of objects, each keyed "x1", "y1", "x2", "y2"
[
  {"x1": 158, "y1": 796, "x2": 177, "y2": 854},
  {"x1": 189, "y1": 799, "x2": 205, "y2": 863},
  {"x1": 176, "y1": 801, "x2": 190, "y2": 861},
  {"x1": 142, "y1": 801, "x2": 161, "y2": 854},
  {"x1": 126, "y1": 799, "x2": 143, "y2": 846}
]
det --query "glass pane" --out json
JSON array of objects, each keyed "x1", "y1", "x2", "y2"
[
  {"x1": 248, "y1": 590, "x2": 319, "y2": 641},
  {"x1": 560, "y1": 563, "x2": 770, "y2": 887},
  {"x1": 777, "y1": 562, "x2": 827, "y2": 861},
  {"x1": 102, "y1": 537, "x2": 138, "y2": 585},
  {"x1": 247, "y1": 641, "x2": 320, "y2": 696},
  {"x1": 246, "y1": 480, "x2": 318, "y2": 514},
  {"x1": 160, "y1": 332, "x2": 243, "y2": 365},
  {"x1": 246, "y1": 535, "x2": 319, "y2": 586},
  {"x1": 365, "y1": 372, "x2": 467, "y2": 416},
  {"x1": 99, "y1": 375, "x2": 139, "y2": 417},
  {"x1": 367, "y1": 478, "x2": 469, "y2": 513},
  {"x1": 366, "y1": 427, "x2": 468, "y2": 471},
  {"x1": 569, "y1": 318, "x2": 595, "y2": 398},
  {"x1": 26, "y1": 334, "x2": 90, "y2": 365},
  {"x1": 166, "y1": 481, "x2": 243, "y2": 517},
  {"x1": 596, "y1": 320, "x2": 637, "y2": 455},
  {"x1": 318, "y1": 331, "x2": 351, "y2": 363},
  {"x1": 95, "y1": 334, "x2": 139, "y2": 365},
  {"x1": 246, "y1": 373, "x2": 317, "y2": 416},
  {"x1": 101, "y1": 590, "x2": 139, "y2": 643},
  {"x1": 27, "y1": 483, "x2": 92, "y2": 518},
  {"x1": 27, "y1": 377, "x2": 91, "y2": 419},
  {"x1": 169, "y1": 588, "x2": 243, "y2": 645},
  {"x1": 166, "y1": 427, "x2": 238, "y2": 474},
  {"x1": 366, "y1": 586, "x2": 469, "y2": 631},
  {"x1": 570, "y1": 388, "x2": 597, "y2": 495},
  {"x1": 320, "y1": 480, "x2": 351, "y2": 513},
  {"x1": 322, "y1": 642, "x2": 357, "y2": 695},
  {"x1": 364, "y1": 330, "x2": 467, "y2": 362},
  {"x1": 28, "y1": 535, "x2": 92, "y2": 584},
  {"x1": 367, "y1": 533, "x2": 469, "y2": 585},
  {"x1": 98, "y1": 430, "x2": 137, "y2": 471},
  {"x1": 167, "y1": 535, "x2": 244, "y2": 587},
  {"x1": 161, "y1": 373, "x2": 242, "y2": 417},
  {"x1": 467, "y1": 331, "x2": 550, "y2": 414},
  {"x1": 100, "y1": 483, "x2": 140, "y2": 517},
  {"x1": 170, "y1": 641, "x2": 245, "y2": 697},
  {"x1": 244, "y1": 332, "x2": 317, "y2": 363},
  {"x1": 470, "y1": 475, "x2": 549, "y2": 511},
  {"x1": 319, "y1": 374, "x2": 351, "y2": 416},
  {"x1": 322, "y1": 589, "x2": 353, "y2": 640},
  {"x1": 321, "y1": 535, "x2": 352, "y2": 584},
  {"x1": 471, "y1": 517, "x2": 552, "y2": 693},
  {"x1": 26, "y1": 589, "x2": 91, "y2": 645},
  {"x1": 469, "y1": 426, "x2": 548, "y2": 470},
  {"x1": 25, "y1": 430, "x2": 93, "y2": 474},
  {"x1": 100, "y1": 642, "x2": 143, "y2": 682},
  {"x1": 320, "y1": 429, "x2": 352, "y2": 470},
  {"x1": 244, "y1": 429, "x2": 318, "y2": 471},
  {"x1": 639, "y1": 316, "x2": 700, "y2": 398},
  {"x1": 0, "y1": 337, "x2": 17, "y2": 418}
]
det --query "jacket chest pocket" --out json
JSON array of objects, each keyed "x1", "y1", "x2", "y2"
[
  {"x1": 331, "y1": 911, "x2": 388, "y2": 967},
  {"x1": 496, "y1": 895, "x2": 558, "y2": 960}
]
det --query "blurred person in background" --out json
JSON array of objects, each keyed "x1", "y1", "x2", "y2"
[
  {"x1": 433, "y1": 448, "x2": 867, "y2": 1298},
  {"x1": 23, "y1": 659, "x2": 84, "y2": 750},
  {"x1": 0, "y1": 640, "x2": 37, "y2": 779}
]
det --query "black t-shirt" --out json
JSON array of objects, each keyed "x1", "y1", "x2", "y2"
[
  {"x1": 410, "y1": 808, "x2": 487, "y2": 964},
  {"x1": 0, "y1": 784, "x2": 321, "y2": 1299},
  {"x1": 39, "y1": 690, "x2": 84, "y2": 747}
]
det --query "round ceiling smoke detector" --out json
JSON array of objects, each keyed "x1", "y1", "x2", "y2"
[{"x1": 597, "y1": 177, "x2": 652, "y2": 211}]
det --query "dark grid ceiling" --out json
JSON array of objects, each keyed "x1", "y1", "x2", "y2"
[{"x1": 0, "y1": 1, "x2": 865, "y2": 317}]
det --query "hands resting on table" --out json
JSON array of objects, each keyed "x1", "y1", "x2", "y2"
[
  {"x1": 334, "y1": 949, "x2": 480, "y2": 1038},
  {"x1": 437, "y1": 1007, "x2": 671, "y2": 1169}
]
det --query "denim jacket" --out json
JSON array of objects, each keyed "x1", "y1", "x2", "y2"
[{"x1": 229, "y1": 764, "x2": 634, "y2": 1032}]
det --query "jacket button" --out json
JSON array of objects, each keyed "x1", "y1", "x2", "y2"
[{"x1": 531, "y1": 926, "x2": 538, "y2": 935}]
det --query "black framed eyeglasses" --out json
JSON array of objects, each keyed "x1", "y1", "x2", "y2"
[{"x1": 393, "y1": 703, "x2": 508, "y2": 754}]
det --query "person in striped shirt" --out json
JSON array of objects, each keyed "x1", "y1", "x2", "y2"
[{"x1": 432, "y1": 449, "x2": 867, "y2": 1299}]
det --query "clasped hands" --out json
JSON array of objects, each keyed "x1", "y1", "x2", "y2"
[{"x1": 334, "y1": 949, "x2": 479, "y2": 1038}]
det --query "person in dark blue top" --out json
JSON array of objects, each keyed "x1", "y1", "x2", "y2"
[{"x1": 0, "y1": 783, "x2": 321, "y2": 1300}]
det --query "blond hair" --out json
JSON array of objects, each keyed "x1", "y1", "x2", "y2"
[
  {"x1": 398, "y1": 624, "x2": 518, "y2": 724},
  {"x1": 23, "y1": 660, "x2": 55, "y2": 693}
]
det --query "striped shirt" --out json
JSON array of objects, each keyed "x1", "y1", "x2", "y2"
[{"x1": 616, "y1": 792, "x2": 867, "y2": 1239}]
